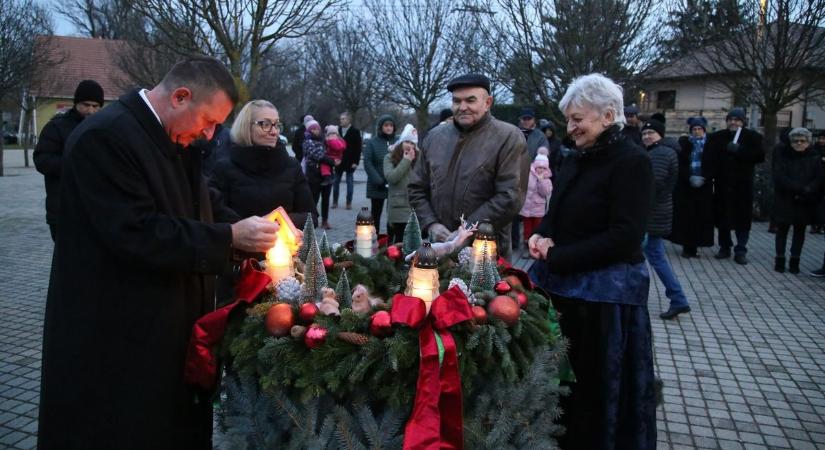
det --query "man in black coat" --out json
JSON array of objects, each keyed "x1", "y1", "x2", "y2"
[
  {"x1": 33, "y1": 79, "x2": 104, "y2": 241},
  {"x1": 334, "y1": 111, "x2": 363, "y2": 209},
  {"x1": 38, "y1": 57, "x2": 279, "y2": 450},
  {"x1": 621, "y1": 105, "x2": 643, "y2": 146},
  {"x1": 707, "y1": 108, "x2": 765, "y2": 264}
]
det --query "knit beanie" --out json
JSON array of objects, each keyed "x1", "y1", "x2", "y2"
[
  {"x1": 395, "y1": 124, "x2": 418, "y2": 146},
  {"x1": 641, "y1": 119, "x2": 665, "y2": 138},
  {"x1": 726, "y1": 108, "x2": 747, "y2": 123},
  {"x1": 325, "y1": 125, "x2": 339, "y2": 136},
  {"x1": 73, "y1": 80, "x2": 104, "y2": 105},
  {"x1": 687, "y1": 116, "x2": 708, "y2": 131},
  {"x1": 305, "y1": 120, "x2": 321, "y2": 131},
  {"x1": 303, "y1": 115, "x2": 316, "y2": 126},
  {"x1": 533, "y1": 154, "x2": 550, "y2": 167}
]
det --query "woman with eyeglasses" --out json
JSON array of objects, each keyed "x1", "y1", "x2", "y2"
[
  {"x1": 771, "y1": 127, "x2": 825, "y2": 274},
  {"x1": 209, "y1": 100, "x2": 316, "y2": 302}
]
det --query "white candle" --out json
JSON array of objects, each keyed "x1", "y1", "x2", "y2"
[
  {"x1": 265, "y1": 238, "x2": 293, "y2": 282},
  {"x1": 355, "y1": 224, "x2": 375, "y2": 257}
]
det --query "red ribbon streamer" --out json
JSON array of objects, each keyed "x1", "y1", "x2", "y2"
[
  {"x1": 391, "y1": 286, "x2": 473, "y2": 450},
  {"x1": 184, "y1": 259, "x2": 271, "y2": 390}
]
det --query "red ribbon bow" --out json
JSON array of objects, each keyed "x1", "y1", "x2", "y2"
[
  {"x1": 184, "y1": 259, "x2": 271, "y2": 390},
  {"x1": 391, "y1": 286, "x2": 473, "y2": 450}
]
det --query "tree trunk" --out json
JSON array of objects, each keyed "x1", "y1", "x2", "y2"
[
  {"x1": 0, "y1": 108, "x2": 5, "y2": 177},
  {"x1": 415, "y1": 106, "x2": 430, "y2": 138},
  {"x1": 761, "y1": 109, "x2": 779, "y2": 149}
]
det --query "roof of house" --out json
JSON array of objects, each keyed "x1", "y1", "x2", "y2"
[{"x1": 32, "y1": 35, "x2": 132, "y2": 101}]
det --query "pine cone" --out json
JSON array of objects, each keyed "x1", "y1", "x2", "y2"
[
  {"x1": 334, "y1": 260, "x2": 355, "y2": 270},
  {"x1": 291, "y1": 325, "x2": 307, "y2": 339},
  {"x1": 274, "y1": 277, "x2": 302, "y2": 304},
  {"x1": 336, "y1": 331, "x2": 369, "y2": 346},
  {"x1": 458, "y1": 247, "x2": 473, "y2": 266},
  {"x1": 448, "y1": 278, "x2": 471, "y2": 299}
]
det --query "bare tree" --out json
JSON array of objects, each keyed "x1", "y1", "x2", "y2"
[
  {"x1": 686, "y1": 0, "x2": 825, "y2": 145},
  {"x1": 365, "y1": 0, "x2": 468, "y2": 132},
  {"x1": 308, "y1": 20, "x2": 384, "y2": 121},
  {"x1": 127, "y1": 0, "x2": 344, "y2": 104},
  {"x1": 57, "y1": 0, "x2": 144, "y2": 39},
  {"x1": 468, "y1": 0, "x2": 662, "y2": 114},
  {"x1": 0, "y1": 0, "x2": 53, "y2": 176}
]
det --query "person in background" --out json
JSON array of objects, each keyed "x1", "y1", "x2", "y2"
[
  {"x1": 519, "y1": 147, "x2": 553, "y2": 248},
  {"x1": 428, "y1": 108, "x2": 454, "y2": 133},
  {"x1": 303, "y1": 119, "x2": 337, "y2": 229},
  {"x1": 707, "y1": 107, "x2": 765, "y2": 265},
  {"x1": 198, "y1": 123, "x2": 232, "y2": 180},
  {"x1": 33, "y1": 79, "x2": 104, "y2": 241},
  {"x1": 640, "y1": 119, "x2": 690, "y2": 320},
  {"x1": 333, "y1": 111, "x2": 362, "y2": 210},
  {"x1": 209, "y1": 99, "x2": 315, "y2": 303},
  {"x1": 363, "y1": 115, "x2": 397, "y2": 234},
  {"x1": 622, "y1": 104, "x2": 643, "y2": 146},
  {"x1": 771, "y1": 127, "x2": 824, "y2": 273},
  {"x1": 323, "y1": 125, "x2": 346, "y2": 185},
  {"x1": 383, "y1": 124, "x2": 419, "y2": 243},
  {"x1": 671, "y1": 117, "x2": 717, "y2": 258},
  {"x1": 810, "y1": 130, "x2": 825, "y2": 234},
  {"x1": 513, "y1": 108, "x2": 550, "y2": 249},
  {"x1": 292, "y1": 113, "x2": 313, "y2": 163},
  {"x1": 527, "y1": 73, "x2": 656, "y2": 449}
]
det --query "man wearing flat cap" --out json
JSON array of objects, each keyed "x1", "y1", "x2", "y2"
[
  {"x1": 622, "y1": 105, "x2": 643, "y2": 146},
  {"x1": 705, "y1": 107, "x2": 765, "y2": 264},
  {"x1": 408, "y1": 73, "x2": 529, "y2": 259}
]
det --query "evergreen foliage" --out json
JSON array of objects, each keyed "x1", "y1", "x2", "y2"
[
  {"x1": 319, "y1": 231, "x2": 332, "y2": 258},
  {"x1": 299, "y1": 215, "x2": 318, "y2": 263},
  {"x1": 302, "y1": 236, "x2": 329, "y2": 302},
  {"x1": 402, "y1": 210, "x2": 422, "y2": 256}
]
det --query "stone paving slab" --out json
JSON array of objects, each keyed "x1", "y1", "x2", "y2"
[{"x1": 1, "y1": 149, "x2": 824, "y2": 449}]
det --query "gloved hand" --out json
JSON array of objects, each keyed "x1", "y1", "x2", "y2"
[
  {"x1": 428, "y1": 223, "x2": 451, "y2": 242},
  {"x1": 689, "y1": 175, "x2": 705, "y2": 188},
  {"x1": 726, "y1": 142, "x2": 740, "y2": 153}
]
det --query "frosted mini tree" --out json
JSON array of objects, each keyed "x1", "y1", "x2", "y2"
[
  {"x1": 402, "y1": 210, "x2": 422, "y2": 256},
  {"x1": 469, "y1": 241, "x2": 497, "y2": 293},
  {"x1": 299, "y1": 215, "x2": 317, "y2": 263},
  {"x1": 319, "y1": 230, "x2": 332, "y2": 258},
  {"x1": 335, "y1": 268, "x2": 353, "y2": 308},
  {"x1": 301, "y1": 234, "x2": 328, "y2": 302}
]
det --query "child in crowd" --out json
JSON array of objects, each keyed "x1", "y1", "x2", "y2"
[
  {"x1": 520, "y1": 147, "x2": 553, "y2": 246},
  {"x1": 323, "y1": 125, "x2": 346, "y2": 182}
]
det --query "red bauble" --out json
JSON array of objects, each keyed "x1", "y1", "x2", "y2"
[
  {"x1": 369, "y1": 310, "x2": 393, "y2": 337},
  {"x1": 488, "y1": 295, "x2": 520, "y2": 326},
  {"x1": 265, "y1": 303, "x2": 295, "y2": 337},
  {"x1": 494, "y1": 280, "x2": 512, "y2": 294},
  {"x1": 471, "y1": 305, "x2": 488, "y2": 324},
  {"x1": 304, "y1": 324, "x2": 328, "y2": 349},
  {"x1": 386, "y1": 245, "x2": 402, "y2": 261},
  {"x1": 515, "y1": 291, "x2": 528, "y2": 309},
  {"x1": 299, "y1": 302, "x2": 319, "y2": 323},
  {"x1": 323, "y1": 257, "x2": 335, "y2": 272},
  {"x1": 503, "y1": 275, "x2": 523, "y2": 289}
]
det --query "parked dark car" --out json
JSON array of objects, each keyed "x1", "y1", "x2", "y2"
[{"x1": 3, "y1": 132, "x2": 18, "y2": 145}]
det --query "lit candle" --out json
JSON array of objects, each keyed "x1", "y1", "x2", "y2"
[
  {"x1": 265, "y1": 237, "x2": 293, "y2": 282},
  {"x1": 471, "y1": 221, "x2": 497, "y2": 269},
  {"x1": 405, "y1": 242, "x2": 440, "y2": 312},
  {"x1": 355, "y1": 207, "x2": 377, "y2": 257}
]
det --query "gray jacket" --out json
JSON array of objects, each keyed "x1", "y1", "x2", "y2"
[
  {"x1": 524, "y1": 127, "x2": 550, "y2": 161},
  {"x1": 408, "y1": 113, "x2": 529, "y2": 258}
]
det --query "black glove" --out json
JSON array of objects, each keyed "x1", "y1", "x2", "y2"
[{"x1": 726, "y1": 142, "x2": 740, "y2": 153}]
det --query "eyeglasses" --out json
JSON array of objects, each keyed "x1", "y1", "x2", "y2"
[
  {"x1": 791, "y1": 139, "x2": 808, "y2": 144},
  {"x1": 253, "y1": 120, "x2": 281, "y2": 133}
]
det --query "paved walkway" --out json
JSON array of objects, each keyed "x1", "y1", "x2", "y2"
[{"x1": 1, "y1": 148, "x2": 824, "y2": 449}]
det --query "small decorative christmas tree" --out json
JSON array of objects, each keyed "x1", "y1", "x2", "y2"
[
  {"x1": 299, "y1": 215, "x2": 317, "y2": 263},
  {"x1": 335, "y1": 268, "x2": 353, "y2": 308},
  {"x1": 469, "y1": 241, "x2": 490, "y2": 292},
  {"x1": 402, "y1": 210, "x2": 422, "y2": 256},
  {"x1": 319, "y1": 231, "x2": 332, "y2": 258},
  {"x1": 301, "y1": 234, "x2": 328, "y2": 302}
]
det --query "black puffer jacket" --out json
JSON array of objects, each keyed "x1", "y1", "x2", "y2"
[
  {"x1": 646, "y1": 141, "x2": 679, "y2": 237},
  {"x1": 209, "y1": 141, "x2": 316, "y2": 228},
  {"x1": 33, "y1": 108, "x2": 85, "y2": 224},
  {"x1": 771, "y1": 144, "x2": 825, "y2": 225}
]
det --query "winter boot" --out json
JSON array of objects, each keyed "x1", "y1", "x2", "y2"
[
  {"x1": 775, "y1": 257, "x2": 785, "y2": 273},
  {"x1": 789, "y1": 257, "x2": 800, "y2": 274}
]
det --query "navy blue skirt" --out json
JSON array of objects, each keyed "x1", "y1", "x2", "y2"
[{"x1": 530, "y1": 261, "x2": 657, "y2": 449}]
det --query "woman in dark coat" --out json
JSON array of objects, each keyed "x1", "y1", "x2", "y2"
[
  {"x1": 771, "y1": 127, "x2": 825, "y2": 274},
  {"x1": 209, "y1": 100, "x2": 316, "y2": 302},
  {"x1": 528, "y1": 73, "x2": 656, "y2": 449},
  {"x1": 363, "y1": 114, "x2": 396, "y2": 233},
  {"x1": 671, "y1": 117, "x2": 718, "y2": 257}
]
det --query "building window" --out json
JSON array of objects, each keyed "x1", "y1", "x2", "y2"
[{"x1": 657, "y1": 90, "x2": 676, "y2": 110}]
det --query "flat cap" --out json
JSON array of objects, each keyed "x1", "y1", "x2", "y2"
[
  {"x1": 624, "y1": 105, "x2": 639, "y2": 116},
  {"x1": 447, "y1": 73, "x2": 491, "y2": 93}
]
